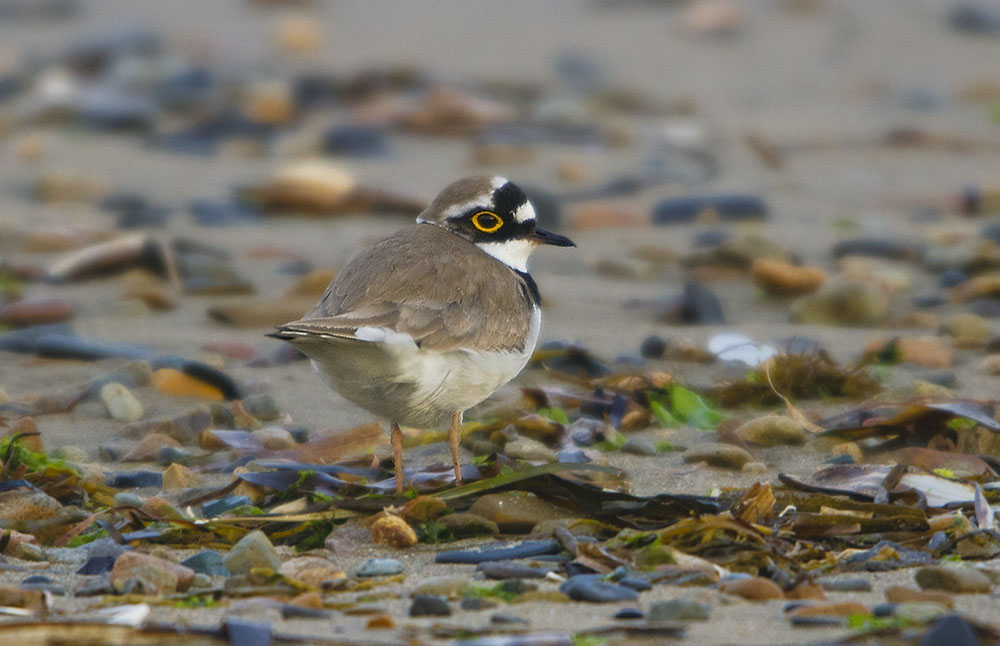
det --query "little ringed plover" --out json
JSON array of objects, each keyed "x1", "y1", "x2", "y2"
[{"x1": 269, "y1": 176, "x2": 574, "y2": 493}]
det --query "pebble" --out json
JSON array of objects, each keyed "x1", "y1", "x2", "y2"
[
  {"x1": 663, "y1": 281, "x2": 726, "y2": 324},
  {"x1": 99, "y1": 382, "x2": 144, "y2": 422},
  {"x1": 949, "y1": 3, "x2": 1000, "y2": 37},
  {"x1": 920, "y1": 614, "x2": 981, "y2": 646},
  {"x1": 365, "y1": 614, "x2": 396, "y2": 630},
  {"x1": 253, "y1": 427, "x2": 297, "y2": 451},
  {"x1": 718, "y1": 576, "x2": 783, "y2": 600},
  {"x1": 476, "y1": 561, "x2": 551, "y2": 580},
  {"x1": 647, "y1": 598, "x2": 711, "y2": 621},
  {"x1": 750, "y1": 259, "x2": 826, "y2": 297},
  {"x1": 683, "y1": 442, "x2": 753, "y2": 470},
  {"x1": 867, "y1": 336, "x2": 953, "y2": 369},
  {"x1": 151, "y1": 368, "x2": 225, "y2": 400},
  {"x1": 75, "y1": 555, "x2": 115, "y2": 575},
  {"x1": 0, "y1": 585, "x2": 47, "y2": 611},
  {"x1": 370, "y1": 514, "x2": 417, "y2": 548},
  {"x1": 279, "y1": 556, "x2": 345, "y2": 587},
  {"x1": 939, "y1": 312, "x2": 990, "y2": 348},
  {"x1": 32, "y1": 332, "x2": 154, "y2": 362},
  {"x1": 435, "y1": 539, "x2": 562, "y2": 564},
  {"x1": 410, "y1": 575, "x2": 469, "y2": 599},
  {"x1": 791, "y1": 280, "x2": 889, "y2": 326},
  {"x1": 559, "y1": 575, "x2": 639, "y2": 603},
  {"x1": 113, "y1": 492, "x2": 144, "y2": 507},
  {"x1": 503, "y1": 437, "x2": 558, "y2": 462},
  {"x1": 733, "y1": 415, "x2": 806, "y2": 447},
  {"x1": 652, "y1": 194, "x2": 766, "y2": 224},
  {"x1": 189, "y1": 199, "x2": 261, "y2": 227},
  {"x1": 181, "y1": 550, "x2": 229, "y2": 577},
  {"x1": 832, "y1": 238, "x2": 924, "y2": 261},
  {"x1": 322, "y1": 124, "x2": 388, "y2": 157},
  {"x1": 614, "y1": 608, "x2": 644, "y2": 620},
  {"x1": 161, "y1": 463, "x2": 199, "y2": 489},
  {"x1": 940, "y1": 268, "x2": 968, "y2": 288},
  {"x1": 110, "y1": 551, "x2": 195, "y2": 594},
  {"x1": 0, "y1": 298, "x2": 74, "y2": 327},
  {"x1": 222, "y1": 530, "x2": 282, "y2": 576},
  {"x1": 817, "y1": 577, "x2": 872, "y2": 592},
  {"x1": 106, "y1": 470, "x2": 162, "y2": 488},
  {"x1": 275, "y1": 14, "x2": 320, "y2": 54},
  {"x1": 915, "y1": 566, "x2": 992, "y2": 593},
  {"x1": 683, "y1": 0, "x2": 743, "y2": 36},
  {"x1": 356, "y1": 558, "x2": 404, "y2": 577},
  {"x1": 467, "y1": 493, "x2": 574, "y2": 533},
  {"x1": 952, "y1": 274, "x2": 1000, "y2": 302},
  {"x1": 639, "y1": 335, "x2": 667, "y2": 359},
  {"x1": 122, "y1": 433, "x2": 182, "y2": 462},
  {"x1": 406, "y1": 594, "x2": 453, "y2": 619},
  {"x1": 241, "y1": 394, "x2": 280, "y2": 421},
  {"x1": 621, "y1": 436, "x2": 658, "y2": 455},
  {"x1": 885, "y1": 585, "x2": 954, "y2": 608},
  {"x1": 784, "y1": 581, "x2": 826, "y2": 600},
  {"x1": 970, "y1": 298, "x2": 1000, "y2": 318},
  {"x1": 460, "y1": 597, "x2": 497, "y2": 611},
  {"x1": 980, "y1": 354, "x2": 1000, "y2": 375}
]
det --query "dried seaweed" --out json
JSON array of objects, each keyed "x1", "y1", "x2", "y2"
[{"x1": 710, "y1": 351, "x2": 882, "y2": 407}]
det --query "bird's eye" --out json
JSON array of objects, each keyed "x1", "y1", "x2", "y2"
[{"x1": 471, "y1": 211, "x2": 503, "y2": 233}]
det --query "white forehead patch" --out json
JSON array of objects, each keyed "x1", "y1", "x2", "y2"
[
  {"x1": 490, "y1": 176, "x2": 509, "y2": 190},
  {"x1": 512, "y1": 200, "x2": 536, "y2": 224},
  {"x1": 476, "y1": 239, "x2": 535, "y2": 272}
]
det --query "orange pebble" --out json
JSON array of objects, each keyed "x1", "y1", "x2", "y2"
[
  {"x1": 151, "y1": 368, "x2": 224, "y2": 401},
  {"x1": 366, "y1": 614, "x2": 396, "y2": 630}
]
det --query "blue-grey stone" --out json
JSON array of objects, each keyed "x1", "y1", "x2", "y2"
[
  {"x1": 435, "y1": 539, "x2": 562, "y2": 564},
  {"x1": 107, "y1": 470, "x2": 161, "y2": 488},
  {"x1": 832, "y1": 238, "x2": 924, "y2": 261},
  {"x1": 188, "y1": 199, "x2": 261, "y2": 227},
  {"x1": 182, "y1": 550, "x2": 229, "y2": 577},
  {"x1": 560, "y1": 575, "x2": 639, "y2": 603},
  {"x1": 322, "y1": 125, "x2": 389, "y2": 157},
  {"x1": 356, "y1": 558, "x2": 404, "y2": 577},
  {"x1": 920, "y1": 615, "x2": 979, "y2": 646},
  {"x1": 939, "y1": 269, "x2": 967, "y2": 288},
  {"x1": 410, "y1": 594, "x2": 451, "y2": 617},
  {"x1": 77, "y1": 556, "x2": 117, "y2": 575},
  {"x1": 476, "y1": 561, "x2": 550, "y2": 580},
  {"x1": 647, "y1": 598, "x2": 710, "y2": 622},
  {"x1": 652, "y1": 194, "x2": 766, "y2": 225},
  {"x1": 639, "y1": 335, "x2": 667, "y2": 359}
]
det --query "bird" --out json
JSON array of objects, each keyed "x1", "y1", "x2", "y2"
[{"x1": 268, "y1": 176, "x2": 574, "y2": 494}]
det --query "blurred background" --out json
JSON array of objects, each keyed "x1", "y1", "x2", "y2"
[{"x1": 1, "y1": 0, "x2": 1000, "y2": 422}]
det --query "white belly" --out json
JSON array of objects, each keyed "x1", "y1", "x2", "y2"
[{"x1": 298, "y1": 309, "x2": 540, "y2": 429}]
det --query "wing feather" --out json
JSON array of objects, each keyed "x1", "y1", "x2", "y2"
[{"x1": 276, "y1": 224, "x2": 534, "y2": 352}]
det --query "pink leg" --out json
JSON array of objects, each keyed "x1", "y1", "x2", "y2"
[
  {"x1": 449, "y1": 411, "x2": 463, "y2": 486},
  {"x1": 391, "y1": 422, "x2": 404, "y2": 495}
]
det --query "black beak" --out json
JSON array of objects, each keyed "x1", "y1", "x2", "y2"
[{"x1": 531, "y1": 227, "x2": 575, "y2": 247}]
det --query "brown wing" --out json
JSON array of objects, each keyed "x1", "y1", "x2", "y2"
[{"x1": 277, "y1": 224, "x2": 535, "y2": 352}]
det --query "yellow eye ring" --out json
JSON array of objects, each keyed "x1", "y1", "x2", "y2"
[{"x1": 471, "y1": 211, "x2": 503, "y2": 233}]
